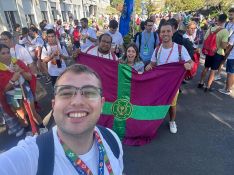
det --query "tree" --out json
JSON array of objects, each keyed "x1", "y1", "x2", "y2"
[
  {"x1": 110, "y1": 0, "x2": 124, "y2": 12},
  {"x1": 106, "y1": 5, "x2": 119, "y2": 15},
  {"x1": 205, "y1": 0, "x2": 233, "y2": 12},
  {"x1": 165, "y1": 0, "x2": 205, "y2": 12}
]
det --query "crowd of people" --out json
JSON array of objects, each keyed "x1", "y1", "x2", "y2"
[{"x1": 0, "y1": 7, "x2": 233, "y2": 175}]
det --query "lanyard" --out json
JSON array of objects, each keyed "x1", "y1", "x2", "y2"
[
  {"x1": 144, "y1": 32, "x2": 151, "y2": 47},
  {"x1": 157, "y1": 43, "x2": 174, "y2": 65},
  {"x1": 60, "y1": 131, "x2": 114, "y2": 175},
  {"x1": 97, "y1": 50, "x2": 111, "y2": 60}
]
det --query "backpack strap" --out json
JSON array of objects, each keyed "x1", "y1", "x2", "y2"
[
  {"x1": 178, "y1": 44, "x2": 182, "y2": 61},
  {"x1": 138, "y1": 32, "x2": 142, "y2": 52},
  {"x1": 213, "y1": 27, "x2": 224, "y2": 34},
  {"x1": 153, "y1": 32, "x2": 158, "y2": 49},
  {"x1": 36, "y1": 130, "x2": 54, "y2": 175},
  {"x1": 225, "y1": 22, "x2": 229, "y2": 28},
  {"x1": 97, "y1": 125, "x2": 120, "y2": 159},
  {"x1": 86, "y1": 45, "x2": 96, "y2": 54},
  {"x1": 154, "y1": 44, "x2": 161, "y2": 65}
]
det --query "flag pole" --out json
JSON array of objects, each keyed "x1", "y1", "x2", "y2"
[{"x1": 132, "y1": 0, "x2": 136, "y2": 37}]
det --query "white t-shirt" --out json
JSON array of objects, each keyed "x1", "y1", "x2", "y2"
[
  {"x1": 41, "y1": 43, "x2": 67, "y2": 76},
  {"x1": 10, "y1": 44, "x2": 33, "y2": 65},
  {"x1": 80, "y1": 27, "x2": 97, "y2": 51},
  {"x1": 31, "y1": 36, "x2": 44, "y2": 48},
  {"x1": 151, "y1": 43, "x2": 191, "y2": 65},
  {"x1": 227, "y1": 34, "x2": 234, "y2": 60},
  {"x1": 0, "y1": 126, "x2": 123, "y2": 175},
  {"x1": 106, "y1": 31, "x2": 123, "y2": 47},
  {"x1": 84, "y1": 46, "x2": 118, "y2": 60}
]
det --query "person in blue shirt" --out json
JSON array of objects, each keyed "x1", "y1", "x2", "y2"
[{"x1": 135, "y1": 19, "x2": 159, "y2": 65}]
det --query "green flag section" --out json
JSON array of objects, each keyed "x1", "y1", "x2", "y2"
[{"x1": 103, "y1": 102, "x2": 170, "y2": 121}]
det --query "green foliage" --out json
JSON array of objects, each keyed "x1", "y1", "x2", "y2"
[
  {"x1": 182, "y1": 0, "x2": 204, "y2": 11},
  {"x1": 106, "y1": 5, "x2": 120, "y2": 15},
  {"x1": 165, "y1": 0, "x2": 204, "y2": 12}
]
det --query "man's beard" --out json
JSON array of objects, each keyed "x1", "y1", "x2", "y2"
[{"x1": 98, "y1": 47, "x2": 110, "y2": 54}]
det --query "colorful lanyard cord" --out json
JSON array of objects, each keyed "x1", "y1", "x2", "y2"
[
  {"x1": 60, "y1": 131, "x2": 114, "y2": 175},
  {"x1": 157, "y1": 43, "x2": 175, "y2": 65}
]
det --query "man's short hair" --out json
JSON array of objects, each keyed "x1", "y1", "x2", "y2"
[
  {"x1": 22, "y1": 27, "x2": 29, "y2": 35},
  {"x1": 55, "y1": 64, "x2": 102, "y2": 89},
  {"x1": 144, "y1": 19, "x2": 154, "y2": 25},
  {"x1": 1, "y1": 31, "x2": 13, "y2": 39},
  {"x1": 228, "y1": 8, "x2": 234, "y2": 13},
  {"x1": 167, "y1": 18, "x2": 178, "y2": 30},
  {"x1": 218, "y1": 14, "x2": 227, "y2": 23},
  {"x1": 14, "y1": 24, "x2": 21, "y2": 31},
  {"x1": 46, "y1": 29, "x2": 56, "y2": 35},
  {"x1": 80, "y1": 18, "x2": 88, "y2": 24},
  {"x1": 159, "y1": 22, "x2": 173, "y2": 32},
  {"x1": 109, "y1": 20, "x2": 118, "y2": 29},
  {"x1": 98, "y1": 33, "x2": 112, "y2": 43},
  {"x1": 29, "y1": 26, "x2": 39, "y2": 33},
  {"x1": 39, "y1": 21, "x2": 47, "y2": 31}
]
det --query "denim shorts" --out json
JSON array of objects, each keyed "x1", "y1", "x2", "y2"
[{"x1": 226, "y1": 59, "x2": 234, "y2": 74}]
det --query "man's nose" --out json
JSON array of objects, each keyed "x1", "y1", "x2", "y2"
[{"x1": 70, "y1": 91, "x2": 85, "y2": 105}]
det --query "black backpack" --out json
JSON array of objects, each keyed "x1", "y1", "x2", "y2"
[
  {"x1": 36, "y1": 126, "x2": 120, "y2": 175},
  {"x1": 172, "y1": 30, "x2": 194, "y2": 59}
]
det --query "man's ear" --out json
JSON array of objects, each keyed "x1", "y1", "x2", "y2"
[
  {"x1": 101, "y1": 97, "x2": 105, "y2": 113},
  {"x1": 52, "y1": 99, "x2": 55, "y2": 109}
]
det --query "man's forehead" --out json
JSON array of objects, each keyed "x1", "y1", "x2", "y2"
[
  {"x1": 146, "y1": 22, "x2": 153, "y2": 26},
  {"x1": 161, "y1": 25, "x2": 172, "y2": 30},
  {"x1": 57, "y1": 72, "x2": 100, "y2": 85},
  {"x1": 47, "y1": 34, "x2": 55, "y2": 37},
  {"x1": 101, "y1": 35, "x2": 111, "y2": 41}
]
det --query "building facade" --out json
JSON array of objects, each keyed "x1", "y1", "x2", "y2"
[{"x1": 0, "y1": 0, "x2": 110, "y2": 33}]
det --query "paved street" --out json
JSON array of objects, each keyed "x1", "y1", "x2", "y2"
[{"x1": 0, "y1": 58, "x2": 234, "y2": 175}]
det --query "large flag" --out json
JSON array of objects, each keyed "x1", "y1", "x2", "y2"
[
  {"x1": 119, "y1": 0, "x2": 134, "y2": 37},
  {"x1": 77, "y1": 53, "x2": 186, "y2": 146}
]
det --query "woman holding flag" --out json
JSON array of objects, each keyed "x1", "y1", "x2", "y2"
[{"x1": 0, "y1": 44, "x2": 44, "y2": 136}]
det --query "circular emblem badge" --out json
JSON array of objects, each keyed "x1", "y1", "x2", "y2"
[{"x1": 111, "y1": 97, "x2": 133, "y2": 121}]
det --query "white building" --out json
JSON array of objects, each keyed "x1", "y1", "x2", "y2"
[{"x1": 0, "y1": 0, "x2": 110, "y2": 33}]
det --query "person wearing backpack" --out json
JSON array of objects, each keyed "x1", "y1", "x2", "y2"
[
  {"x1": 145, "y1": 22, "x2": 193, "y2": 134},
  {"x1": 198, "y1": 14, "x2": 229, "y2": 92},
  {"x1": 135, "y1": 18, "x2": 159, "y2": 65},
  {"x1": 0, "y1": 64, "x2": 124, "y2": 175}
]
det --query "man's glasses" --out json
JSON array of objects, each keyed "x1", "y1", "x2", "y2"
[{"x1": 54, "y1": 85, "x2": 102, "y2": 100}]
